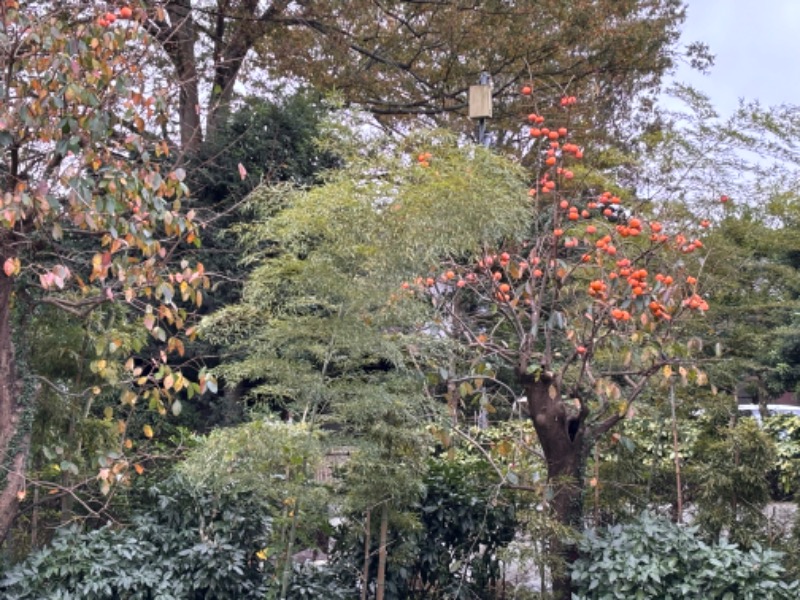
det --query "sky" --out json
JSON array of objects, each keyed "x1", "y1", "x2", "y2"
[{"x1": 666, "y1": 0, "x2": 800, "y2": 115}]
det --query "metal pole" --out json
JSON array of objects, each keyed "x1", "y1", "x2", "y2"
[
  {"x1": 479, "y1": 72, "x2": 490, "y2": 146},
  {"x1": 470, "y1": 72, "x2": 492, "y2": 146}
]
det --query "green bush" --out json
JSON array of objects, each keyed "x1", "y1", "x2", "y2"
[
  {"x1": 571, "y1": 511, "x2": 799, "y2": 600},
  {"x1": 0, "y1": 476, "x2": 273, "y2": 599},
  {"x1": 0, "y1": 419, "x2": 357, "y2": 599},
  {"x1": 762, "y1": 414, "x2": 800, "y2": 499},
  {"x1": 329, "y1": 454, "x2": 519, "y2": 599}
]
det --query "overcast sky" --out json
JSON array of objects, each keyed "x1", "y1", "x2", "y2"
[{"x1": 666, "y1": 0, "x2": 800, "y2": 114}]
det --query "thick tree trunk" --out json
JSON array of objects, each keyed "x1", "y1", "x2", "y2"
[
  {"x1": 522, "y1": 374, "x2": 587, "y2": 600},
  {"x1": 0, "y1": 272, "x2": 29, "y2": 544}
]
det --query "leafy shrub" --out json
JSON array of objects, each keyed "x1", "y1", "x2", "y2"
[
  {"x1": 1, "y1": 419, "x2": 344, "y2": 599},
  {"x1": 329, "y1": 454, "x2": 518, "y2": 599},
  {"x1": 762, "y1": 414, "x2": 800, "y2": 499},
  {"x1": 571, "y1": 511, "x2": 799, "y2": 600},
  {"x1": 0, "y1": 475, "x2": 273, "y2": 599},
  {"x1": 407, "y1": 458, "x2": 517, "y2": 597},
  {"x1": 690, "y1": 416, "x2": 775, "y2": 546},
  {"x1": 286, "y1": 561, "x2": 356, "y2": 599}
]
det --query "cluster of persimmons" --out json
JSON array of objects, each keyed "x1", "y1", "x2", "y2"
[{"x1": 403, "y1": 90, "x2": 715, "y2": 342}]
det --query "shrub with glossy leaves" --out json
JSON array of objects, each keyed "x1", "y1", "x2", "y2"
[
  {"x1": 0, "y1": 475, "x2": 273, "y2": 599},
  {"x1": 571, "y1": 511, "x2": 799, "y2": 600}
]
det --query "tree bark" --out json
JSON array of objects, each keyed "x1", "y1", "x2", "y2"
[
  {"x1": 522, "y1": 373, "x2": 586, "y2": 600},
  {"x1": 0, "y1": 269, "x2": 30, "y2": 544},
  {"x1": 204, "y1": 0, "x2": 291, "y2": 141},
  {"x1": 376, "y1": 502, "x2": 389, "y2": 600},
  {"x1": 148, "y1": 0, "x2": 203, "y2": 153},
  {"x1": 669, "y1": 382, "x2": 683, "y2": 523},
  {"x1": 361, "y1": 508, "x2": 371, "y2": 600}
]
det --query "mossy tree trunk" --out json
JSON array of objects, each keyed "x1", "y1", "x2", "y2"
[{"x1": 0, "y1": 270, "x2": 29, "y2": 545}]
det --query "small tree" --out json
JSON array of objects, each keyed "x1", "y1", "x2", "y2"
[
  {"x1": 404, "y1": 97, "x2": 712, "y2": 598},
  {"x1": 0, "y1": 3, "x2": 205, "y2": 542}
]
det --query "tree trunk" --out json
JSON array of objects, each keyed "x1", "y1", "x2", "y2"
[
  {"x1": 159, "y1": 0, "x2": 203, "y2": 153},
  {"x1": 361, "y1": 508, "x2": 371, "y2": 600},
  {"x1": 279, "y1": 499, "x2": 300, "y2": 600},
  {"x1": 0, "y1": 271, "x2": 30, "y2": 545},
  {"x1": 522, "y1": 374, "x2": 586, "y2": 600},
  {"x1": 376, "y1": 502, "x2": 389, "y2": 600},
  {"x1": 669, "y1": 382, "x2": 683, "y2": 523}
]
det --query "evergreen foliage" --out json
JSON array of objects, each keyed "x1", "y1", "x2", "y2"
[
  {"x1": 571, "y1": 512, "x2": 799, "y2": 600},
  {"x1": 0, "y1": 475, "x2": 273, "y2": 599}
]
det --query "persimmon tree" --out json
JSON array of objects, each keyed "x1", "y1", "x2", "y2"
[
  {"x1": 0, "y1": 3, "x2": 208, "y2": 541},
  {"x1": 401, "y1": 93, "x2": 714, "y2": 598}
]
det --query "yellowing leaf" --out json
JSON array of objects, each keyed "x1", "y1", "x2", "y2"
[
  {"x1": 662, "y1": 365, "x2": 673, "y2": 379},
  {"x1": 3, "y1": 257, "x2": 19, "y2": 277},
  {"x1": 496, "y1": 439, "x2": 513, "y2": 457},
  {"x1": 121, "y1": 390, "x2": 137, "y2": 405},
  {"x1": 142, "y1": 424, "x2": 154, "y2": 439}
]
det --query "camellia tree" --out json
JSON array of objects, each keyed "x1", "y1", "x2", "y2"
[
  {"x1": 402, "y1": 92, "x2": 714, "y2": 598},
  {"x1": 0, "y1": 3, "x2": 208, "y2": 541}
]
